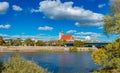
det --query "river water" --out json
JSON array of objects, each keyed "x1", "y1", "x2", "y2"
[{"x1": 0, "y1": 52, "x2": 98, "y2": 73}]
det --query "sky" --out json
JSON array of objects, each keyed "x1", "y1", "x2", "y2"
[{"x1": 0, "y1": 0, "x2": 119, "y2": 42}]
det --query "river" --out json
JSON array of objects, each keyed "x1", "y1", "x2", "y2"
[{"x1": 0, "y1": 52, "x2": 98, "y2": 73}]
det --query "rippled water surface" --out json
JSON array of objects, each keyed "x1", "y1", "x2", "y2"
[{"x1": 0, "y1": 52, "x2": 98, "y2": 73}]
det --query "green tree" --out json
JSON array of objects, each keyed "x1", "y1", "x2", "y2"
[
  {"x1": 24, "y1": 39, "x2": 34, "y2": 46},
  {"x1": 36, "y1": 40, "x2": 46, "y2": 46},
  {"x1": 92, "y1": 39, "x2": 120, "y2": 72},
  {"x1": 103, "y1": 0, "x2": 120, "y2": 34},
  {"x1": 48, "y1": 40, "x2": 55, "y2": 46},
  {"x1": 6, "y1": 39, "x2": 14, "y2": 46},
  {"x1": 74, "y1": 40, "x2": 84, "y2": 47},
  {"x1": 13, "y1": 39, "x2": 22, "y2": 46},
  {"x1": 92, "y1": 0, "x2": 120, "y2": 72},
  {"x1": 0, "y1": 36, "x2": 4, "y2": 46},
  {"x1": 3, "y1": 42, "x2": 10, "y2": 46},
  {"x1": 56, "y1": 40, "x2": 66, "y2": 46},
  {"x1": 92, "y1": 49, "x2": 108, "y2": 69}
]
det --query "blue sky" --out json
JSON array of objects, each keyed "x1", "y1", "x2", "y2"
[{"x1": 0, "y1": 0, "x2": 119, "y2": 41}]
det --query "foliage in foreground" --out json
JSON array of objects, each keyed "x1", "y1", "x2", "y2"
[
  {"x1": 92, "y1": 38, "x2": 120, "y2": 73},
  {"x1": 103, "y1": 0, "x2": 120, "y2": 34},
  {"x1": 1, "y1": 56, "x2": 48, "y2": 73}
]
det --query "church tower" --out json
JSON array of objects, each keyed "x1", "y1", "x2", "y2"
[{"x1": 59, "y1": 31, "x2": 64, "y2": 40}]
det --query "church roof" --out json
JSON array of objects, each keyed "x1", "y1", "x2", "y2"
[{"x1": 61, "y1": 35, "x2": 74, "y2": 40}]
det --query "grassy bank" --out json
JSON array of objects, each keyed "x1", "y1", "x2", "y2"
[{"x1": 0, "y1": 56, "x2": 49, "y2": 73}]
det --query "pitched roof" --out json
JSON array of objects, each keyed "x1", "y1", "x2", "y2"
[{"x1": 61, "y1": 35, "x2": 74, "y2": 40}]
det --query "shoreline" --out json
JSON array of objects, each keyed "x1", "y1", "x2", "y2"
[{"x1": 0, "y1": 46, "x2": 97, "y2": 53}]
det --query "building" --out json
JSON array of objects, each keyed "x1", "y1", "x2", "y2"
[{"x1": 59, "y1": 32, "x2": 74, "y2": 41}]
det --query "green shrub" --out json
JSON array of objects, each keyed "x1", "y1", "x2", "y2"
[
  {"x1": 74, "y1": 40, "x2": 84, "y2": 47},
  {"x1": 91, "y1": 38, "x2": 120, "y2": 72},
  {"x1": 69, "y1": 47, "x2": 78, "y2": 52},
  {"x1": 2, "y1": 56, "x2": 48, "y2": 73}
]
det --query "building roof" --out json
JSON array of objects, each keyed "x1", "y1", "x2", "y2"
[{"x1": 61, "y1": 35, "x2": 74, "y2": 40}]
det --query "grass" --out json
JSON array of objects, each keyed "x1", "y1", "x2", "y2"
[{"x1": 1, "y1": 56, "x2": 49, "y2": 73}]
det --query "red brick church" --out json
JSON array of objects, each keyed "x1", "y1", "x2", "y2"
[{"x1": 59, "y1": 32, "x2": 74, "y2": 41}]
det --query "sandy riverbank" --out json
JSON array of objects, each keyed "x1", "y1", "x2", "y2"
[{"x1": 0, "y1": 46, "x2": 97, "y2": 52}]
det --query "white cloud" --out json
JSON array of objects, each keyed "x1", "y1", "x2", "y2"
[
  {"x1": 32, "y1": 0, "x2": 104, "y2": 27},
  {"x1": 85, "y1": 36, "x2": 91, "y2": 40},
  {"x1": 38, "y1": 26, "x2": 53, "y2": 31},
  {"x1": 75, "y1": 32, "x2": 101, "y2": 38},
  {"x1": 2, "y1": 34, "x2": 58, "y2": 41},
  {"x1": 0, "y1": 2, "x2": 9, "y2": 14},
  {"x1": 66, "y1": 30, "x2": 77, "y2": 34},
  {"x1": 98, "y1": 26, "x2": 103, "y2": 29},
  {"x1": 0, "y1": 34, "x2": 8, "y2": 37},
  {"x1": 12, "y1": 5, "x2": 23, "y2": 11},
  {"x1": 98, "y1": 4, "x2": 106, "y2": 8},
  {"x1": 0, "y1": 24, "x2": 11, "y2": 29},
  {"x1": 74, "y1": 35, "x2": 92, "y2": 41}
]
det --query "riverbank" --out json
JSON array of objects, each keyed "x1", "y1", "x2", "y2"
[{"x1": 0, "y1": 46, "x2": 97, "y2": 52}]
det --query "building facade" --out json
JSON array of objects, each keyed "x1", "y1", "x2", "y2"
[{"x1": 59, "y1": 32, "x2": 74, "y2": 41}]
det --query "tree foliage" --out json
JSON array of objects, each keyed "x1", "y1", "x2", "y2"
[
  {"x1": 56, "y1": 40, "x2": 66, "y2": 46},
  {"x1": 74, "y1": 40, "x2": 84, "y2": 47},
  {"x1": 0, "y1": 36, "x2": 4, "y2": 45},
  {"x1": 24, "y1": 39, "x2": 34, "y2": 46},
  {"x1": 103, "y1": 0, "x2": 120, "y2": 34},
  {"x1": 36, "y1": 40, "x2": 46, "y2": 46},
  {"x1": 13, "y1": 39, "x2": 22, "y2": 46},
  {"x1": 92, "y1": 38, "x2": 120, "y2": 72},
  {"x1": 92, "y1": 49, "x2": 108, "y2": 69}
]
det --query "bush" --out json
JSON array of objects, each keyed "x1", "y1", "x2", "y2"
[
  {"x1": 69, "y1": 47, "x2": 78, "y2": 52},
  {"x1": 36, "y1": 40, "x2": 46, "y2": 46},
  {"x1": 1, "y1": 56, "x2": 48, "y2": 73},
  {"x1": 74, "y1": 40, "x2": 84, "y2": 47},
  {"x1": 91, "y1": 38, "x2": 120, "y2": 72}
]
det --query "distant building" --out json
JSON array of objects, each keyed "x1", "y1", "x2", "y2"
[{"x1": 59, "y1": 32, "x2": 74, "y2": 41}]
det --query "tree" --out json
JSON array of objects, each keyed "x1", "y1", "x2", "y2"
[
  {"x1": 24, "y1": 39, "x2": 34, "y2": 46},
  {"x1": 36, "y1": 40, "x2": 46, "y2": 46},
  {"x1": 0, "y1": 36, "x2": 4, "y2": 45},
  {"x1": 74, "y1": 40, "x2": 84, "y2": 47},
  {"x1": 56, "y1": 40, "x2": 66, "y2": 46},
  {"x1": 13, "y1": 39, "x2": 22, "y2": 46},
  {"x1": 92, "y1": 38, "x2": 120, "y2": 72},
  {"x1": 92, "y1": 49, "x2": 108, "y2": 69},
  {"x1": 103, "y1": 0, "x2": 120, "y2": 34}
]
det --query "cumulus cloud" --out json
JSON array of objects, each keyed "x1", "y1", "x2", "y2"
[
  {"x1": 0, "y1": 24, "x2": 11, "y2": 29},
  {"x1": 38, "y1": 26, "x2": 53, "y2": 31},
  {"x1": 0, "y1": 2, "x2": 9, "y2": 14},
  {"x1": 98, "y1": 4, "x2": 106, "y2": 8},
  {"x1": 12, "y1": 5, "x2": 23, "y2": 11},
  {"x1": 66, "y1": 30, "x2": 77, "y2": 34},
  {"x1": 32, "y1": 0, "x2": 104, "y2": 27}
]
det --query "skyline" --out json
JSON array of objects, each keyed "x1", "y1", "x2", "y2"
[{"x1": 0, "y1": 0, "x2": 119, "y2": 42}]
